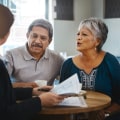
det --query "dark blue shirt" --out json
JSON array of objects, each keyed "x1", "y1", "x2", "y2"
[{"x1": 60, "y1": 52, "x2": 120, "y2": 104}]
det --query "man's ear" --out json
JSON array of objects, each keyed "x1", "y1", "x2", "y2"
[
  {"x1": 0, "y1": 31, "x2": 10, "y2": 45},
  {"x1": 49, "y1": 39, "x2": 52, "y2": 44}
]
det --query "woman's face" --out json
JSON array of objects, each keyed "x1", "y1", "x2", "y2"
[
  {"x1": 76, "y1": 27, "x2": 100, "y2": 52},
  {"x1": 27, "y1": 26, "x2": 50, "y2": 56}
]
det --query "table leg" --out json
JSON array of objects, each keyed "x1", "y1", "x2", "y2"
[
  {"x1": 88, "y1": 111, "x2": 97, "y2": 120},
  {"x1": 73, "y1": 113, "x2": 89, "y2": 120},
  {"x1": 32, "y1": 114, "x2": 74, "y2": 120}
]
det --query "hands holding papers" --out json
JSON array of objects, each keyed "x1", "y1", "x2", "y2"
[
  {"x1": 51, "y1": 74, "x2": 82, "y2": 96},
  {"x1": 50, "y1": 74, "x2": 88, "y2": 107}
]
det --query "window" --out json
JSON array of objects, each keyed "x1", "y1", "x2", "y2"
[
  {"x1": 105, "y1": 0, "x2": 120, "y2": 18},
  {"x1": 54, "y1": 0, "x2": 74, "y2": 20},
  {"x1": 0, "y1": 0, "x2": 53, "y2": 55}
]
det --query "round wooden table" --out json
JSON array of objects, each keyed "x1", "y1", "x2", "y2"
[{"x1": 36, "y1": 91, "x2": 111, "y2": 120}]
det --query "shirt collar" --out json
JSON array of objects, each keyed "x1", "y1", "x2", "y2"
[
  {"x1": 23, "y1": 43, "x2": 49, "y2": 61},
  {"x1": 23, "y1": 43, "x2": 36, "y2": 60},
  {"x1": 42, "y1": 48, "x2": 49, "y2": 59}
]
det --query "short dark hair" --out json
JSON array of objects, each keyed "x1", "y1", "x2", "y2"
[{"x1": 0, "y1": 4, "x2": 14, "y2": 38}]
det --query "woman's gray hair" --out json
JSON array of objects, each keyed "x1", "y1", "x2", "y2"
[
  {"x1": 78, "y1": 17, "x2": 108, "y2": 52},
  {"x1": 27, "y1": 19, "x2": 53, "y2": 41}
]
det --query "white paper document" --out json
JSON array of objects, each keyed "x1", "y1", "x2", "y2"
[
  {"x1": 58, "y1": 96, "x2": 87, "y2": 107},
  {"x1": 51, "y1": 74, "x2": 82, "y2": 95},
  {"x1": 50, "y1": 74, "x2": 88, "y2": 107}
]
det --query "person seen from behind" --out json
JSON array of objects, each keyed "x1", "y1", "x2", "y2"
[{"x1": 0, "y1": 4, "x2": 66, "y2": 120}]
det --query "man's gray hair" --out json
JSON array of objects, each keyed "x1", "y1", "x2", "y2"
[{"x1": 27, "y1": 19, "x2": 53, "y2": 40}]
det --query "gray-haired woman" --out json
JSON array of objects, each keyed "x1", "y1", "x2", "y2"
[{"x1": 60, "y1": 17, "x2": 120, "y2": 120}]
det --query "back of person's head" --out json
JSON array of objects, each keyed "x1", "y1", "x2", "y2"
[
  {"x1": 27, "y1": 19, "x2": 53, "y2": 40},
  {"x1": 0, "y1": 4, "x2": 14, "y2": 38},
  {"x1": 78, "y1": 17, "x2": 108, "y2": 52}
]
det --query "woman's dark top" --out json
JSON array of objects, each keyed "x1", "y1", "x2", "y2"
[
  {"x1": 0, "y1": 59, "x2": 41, "y2": 120},
  {"x1": 60, "y1": 52, "x2": 120, "y2": 104}
]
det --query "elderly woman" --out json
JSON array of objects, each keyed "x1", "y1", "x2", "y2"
[{"x1": 60, "y1": 17, "x2": 120, "y2": 120}]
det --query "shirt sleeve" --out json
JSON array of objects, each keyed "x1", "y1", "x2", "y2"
[
  {"x1": 0, "y1": 59, "x2": 42, "y2": 117},
  {"x1": 3, "y1": 51, "x2": 14, "y2": 76},
  {"x1": 7, "y1": 97, "x2": 42, "y2": 114},
  {"x1": 13, "y1": 88, "x2": 33, "y2": 100},
  {"x1": 106, "y1": 54, "x2": 120, "y2": 104},
  {"x1": 60, "y1": 58, "x2": 73, "y2": 83}
]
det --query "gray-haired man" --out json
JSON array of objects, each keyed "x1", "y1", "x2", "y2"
[{"x1": 4, "y1": 19, "x2": 64, "y2": 88}]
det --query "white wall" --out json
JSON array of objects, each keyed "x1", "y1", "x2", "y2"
[
  {"x1": 53, "y1": 0, "x2": 92, "y2": 56},
  {"x1": 54, "y1": 0, "x2": 120, "y2": 56},
  {"x1": 103, "y1": 19, "x2": 120, "y2": 56},
  {"x1": 90, "y1": 0, "x2": 120, "y2": 56}
]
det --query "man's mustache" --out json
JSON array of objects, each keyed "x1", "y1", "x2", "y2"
[{"x1": 31, "y1": 43, "x2": 42, "y2": 48}]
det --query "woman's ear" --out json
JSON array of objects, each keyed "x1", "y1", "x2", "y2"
[
  {"x1": 0, "y1": 31, "x2": 10, "y2": 45},
  {"x1": 95, "y1": 39, "x2": 100, "y2": 47}
]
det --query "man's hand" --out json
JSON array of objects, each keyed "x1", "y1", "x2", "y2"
[
  {"x1": 32, "y1": 86, "x2": 53, "y2": 96},
  {"x1": 12, "y1": 82, "x2": 38, "y2": 88}
]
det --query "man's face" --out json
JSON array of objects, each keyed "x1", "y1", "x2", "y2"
[{"x1": 27, "y1": 26, "x2": 51, "y2": 56}]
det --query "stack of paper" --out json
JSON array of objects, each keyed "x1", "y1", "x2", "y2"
[{"x1": 50, "y1": 74, "x2": 88, "y2": 107}]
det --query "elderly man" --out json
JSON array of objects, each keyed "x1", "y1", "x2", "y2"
[{"x1": 4, "y1": 19, "x2": 64, "y2": 88}]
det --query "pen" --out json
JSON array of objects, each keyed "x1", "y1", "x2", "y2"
[{"x1": 38, "y1": 88, "x2": 50, "y2": 92}]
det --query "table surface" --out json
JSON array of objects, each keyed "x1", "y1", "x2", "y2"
[{"x1": 39, "y1": 90, "x2": 111, "y2": 115}]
